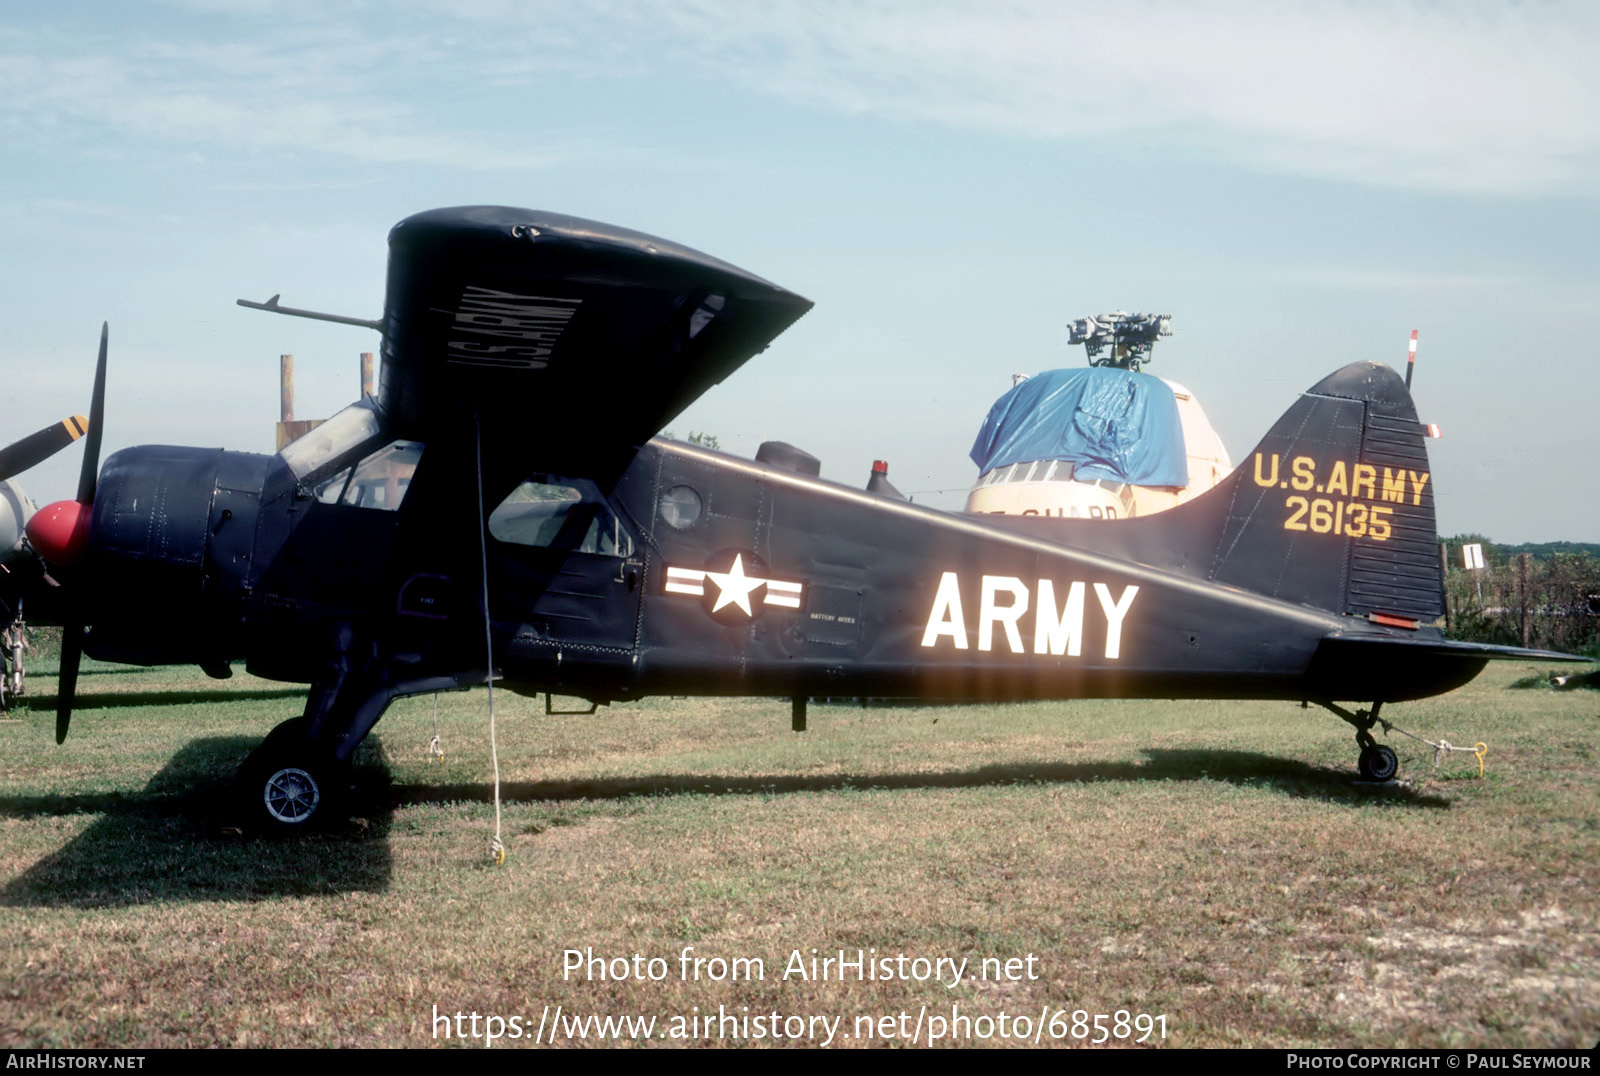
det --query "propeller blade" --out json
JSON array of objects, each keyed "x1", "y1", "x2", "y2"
[
  {"x1": 76, "y1": 323, "x2": 108, "y2": 506},
  {"x1": 0, "y1": 415, "x2": 90, "y2": 484},
  {"x1": 56, "y1": 621, "x2": 83, "y2": 744},
  {"x1": 52, "y1": 324, "x2": 108, "y2": 743}
]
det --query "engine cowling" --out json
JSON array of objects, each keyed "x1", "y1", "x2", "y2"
[{"x1": 72, "y1": 446, "x2": 272, "y2": 666}]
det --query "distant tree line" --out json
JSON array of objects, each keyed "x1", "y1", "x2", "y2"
[
  {"x1": 1439, "y1": 535, "x2": 1600, "y2": 656},
  {"x1": 1494, "y1": 540, "x2": 1600, "y2": 561},
  {"x1": 660, "y1": 430, "x2": 721, "y2": 450}
]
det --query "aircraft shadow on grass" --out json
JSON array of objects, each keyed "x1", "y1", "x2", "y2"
[
  {"x1": 0, "y1": 736, "x2": 392, "y2": 909},
  {"x1": 391, "y1": 748, "x2": 1452, "y2": 810},
  {"x1": 1, "y1": 740, "x2": 1448, "y2": 908},
  {"x1": 23, "y1": 687, "x2": 310, "y2": 710}
]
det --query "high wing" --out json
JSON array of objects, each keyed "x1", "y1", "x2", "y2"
[{"x1": 378, "y1": 206, "x2": 813, "y2": 483}]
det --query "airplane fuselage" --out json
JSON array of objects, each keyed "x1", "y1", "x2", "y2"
[{"x1": 77, "y1": 432, "x2": 1482, "y2": 721}]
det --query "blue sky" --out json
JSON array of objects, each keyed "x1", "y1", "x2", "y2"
[{"x1": 1, "y1": 1, "x2": 1595, "y2": 541}]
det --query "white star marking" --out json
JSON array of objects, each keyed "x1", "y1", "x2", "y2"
[{"x1": 704, "y1": 553, "x2": 765, "y2": 616}]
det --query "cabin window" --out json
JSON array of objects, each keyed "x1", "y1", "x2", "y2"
[
  {"x1": 489, "y1": 479, "x2": 635, "y2": 557},
  {"x1": 313, "y1": 440, "x2": 423, "y2": 510},
  {"x1": 659, "y1": 485, "x2": 703, "y2": 529}
]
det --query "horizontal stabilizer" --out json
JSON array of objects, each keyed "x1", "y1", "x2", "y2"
[
  {"x1": 1303, "y1": 633, "x2": 1588, "y2": 702},
  {"x1": 1323, "y1": 635, "x2": 1589, "y2": 664}
]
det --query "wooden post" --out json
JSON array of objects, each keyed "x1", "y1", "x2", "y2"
[
  {"x1": 1520, "y1": 553, "x2": 1532, "y2": 648},
  {"x1": 274, "y1": 354, "x2": 321, "y2": 451},
  {"x1": 1438, "y1": 541, "x2": 1452, "y2": 633},
  {"x1": 279, "y1": 354, "x2": 294, "y2": 422},
  {"x1": 360, "y1": 352, "x2": 375, "y2": 399}
]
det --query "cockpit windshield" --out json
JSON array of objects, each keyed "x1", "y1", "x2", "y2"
[{"x1": 278, "y1": 402, "x2": 382, "y2": 479}]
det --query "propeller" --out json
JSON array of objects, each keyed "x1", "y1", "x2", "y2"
[
  {"x1": 23, "y1": 323, "x2": 108, "y2": 743},
  {"x1": 0, "y1": 414, "x2": 91, "y2": 484}
]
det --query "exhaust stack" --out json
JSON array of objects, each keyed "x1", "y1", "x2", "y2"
[{"x1": 866, "y1": 460, "x2": 907, "y2": 501}]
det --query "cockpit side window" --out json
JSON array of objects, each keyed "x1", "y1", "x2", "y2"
[
  {"x1": 489, "y1": 478, "x2": 634, "y2": 558},
  {"x1": 279, "y1": 402, "x2": 382, "y2": 480},
  {"x1": 314, "y1": 440, "x2": 424, "y2": 510}
]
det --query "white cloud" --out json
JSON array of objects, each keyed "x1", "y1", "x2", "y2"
[
  {"x1": 622, "y1": 0, "x2": 1600, "y2": 195},
  {"x1": 5, "y1": 3, "x2": 1598, "y2": 193},
  {"x1": 0, "y1": 23, "x2": 568, "y2": 169},
  {"x1": 421, "y1": 0, "x2": 1600, "y2": 196}
]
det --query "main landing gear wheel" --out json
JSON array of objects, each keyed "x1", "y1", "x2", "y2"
[
  {"x1": 236, "y1": 718, "x2": 345, "y2": 834},
  {"x1": 261, "y1": 765, "x2": 323, "y2": 825},
  {"x1": 1358, "y1": 744, "x2": 1399, "y2": 783}
]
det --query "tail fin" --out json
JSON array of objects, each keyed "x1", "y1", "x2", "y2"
[{"x1": 1208, "y1": 361, "x2": 1442, "y2": 623}]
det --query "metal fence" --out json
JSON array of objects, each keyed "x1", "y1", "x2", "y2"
[{"x1": 1443, "y1": 551, "x2": 1600, "y2": 656}]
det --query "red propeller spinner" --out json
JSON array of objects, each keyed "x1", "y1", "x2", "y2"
[{"x1": 24, "y1": 498, "x2": 92, "y2": 566}]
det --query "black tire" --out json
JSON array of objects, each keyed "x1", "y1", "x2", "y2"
[
  {"x1": 237, "y1": 719, "x2": 344, "y2": 834},
  {"x1": 1358, "y1": 744, "x2": 1399, "y2": 782}
]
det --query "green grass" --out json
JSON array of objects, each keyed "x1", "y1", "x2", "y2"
[{"x1": 1, "y1": 658, "x2": 1596, "y2": 1048}]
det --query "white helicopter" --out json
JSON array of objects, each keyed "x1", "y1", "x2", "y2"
[
  {"x1": 0, "y1": 412, "x2": 91, "y2": 705},
  {"x1": 965, "y1": 312, "x2": 1232, "y2": 521}
]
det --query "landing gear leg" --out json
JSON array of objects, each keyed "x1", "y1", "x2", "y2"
[
  {"x1": 1, "y1": 608, "x2": 28, "y2": 709},
  {"x1": 237, "y1": 717, "x2": 341, "y2": 833},
  {"x1": 236, "y1": 626, "x2": 473, "y2": 833},
  {"x1": 237, "y1": 678, "x2": 401, "y2": 833},
  {"x1": 237, "y1": 623, "x2": 386, "y2": 832},
  {"x1": 1315, "y1": 700, "x2": 1399, "y2": 782}
]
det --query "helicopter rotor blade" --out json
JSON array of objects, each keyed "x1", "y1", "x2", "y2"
[{"x1": 0, "y1": 415, "x2": 90, "y2": 484}]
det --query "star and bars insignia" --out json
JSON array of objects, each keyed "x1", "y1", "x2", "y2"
[{"x1": 662, "y1": 551, "x2": 804, "y2": 622}]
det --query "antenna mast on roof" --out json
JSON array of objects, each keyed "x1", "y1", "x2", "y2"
[{"x1": 1066, "y1": 312, "x2": 1172, "y2": 373}]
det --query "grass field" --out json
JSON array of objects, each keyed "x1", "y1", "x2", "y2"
[{"x1": 1, "y1": 655, "x2": 1596, "y2": 1048}]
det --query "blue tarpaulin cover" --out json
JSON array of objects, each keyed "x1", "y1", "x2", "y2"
[{"x1": 969, "y1": 367, "x2": 1189, "y2": 486}]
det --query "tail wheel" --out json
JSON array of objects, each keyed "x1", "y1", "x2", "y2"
[{"x1": 1358, "y1": 744, "x2": 1399, "y2": 782}]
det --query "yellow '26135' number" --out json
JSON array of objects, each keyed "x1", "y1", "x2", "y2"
[{"x1": 1284, "y1": 497, "x2": 1392, "y2": 540}]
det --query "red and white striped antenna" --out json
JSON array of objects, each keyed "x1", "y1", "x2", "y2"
[{"x1": 1405, "y1": 329, "x2": 1442, "y2": 438}]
